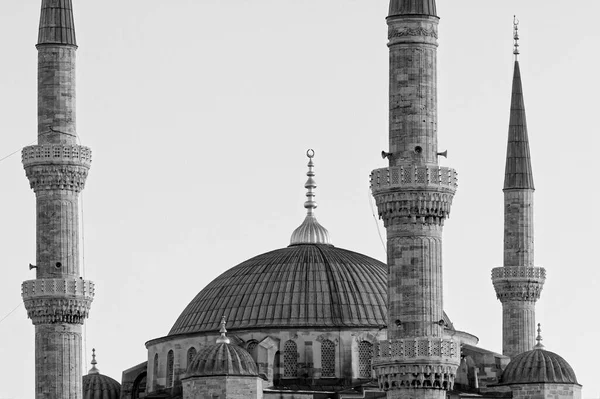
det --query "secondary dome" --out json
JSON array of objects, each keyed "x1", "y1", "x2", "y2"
[
  {"x1": 186, "y1": 319, "x2": 259, "y2": 378},
  {"x1": 500, "y1": 328, "x2": 578, "y2": 385},
  {"x1": 83, "y1": 350, "x2": 122, "y2": 399}
]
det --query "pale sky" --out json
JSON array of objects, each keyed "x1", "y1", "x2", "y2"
[{"x1": 0, "y1": 1, "x2": 598, "y2": 398}]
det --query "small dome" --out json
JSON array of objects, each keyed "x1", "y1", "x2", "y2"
[
  {"x1": 83, "y1": 350, "x2": 121, "y2": 399},
  {"x1": 187, "y1": 343, "x2": 258, "y2": 378},
  {"x1": 500, "y1": 348, "x2": 578, "y2": 385},
  {"x1": 83, "y1": 374, "x2": 122, "y2": 399}
]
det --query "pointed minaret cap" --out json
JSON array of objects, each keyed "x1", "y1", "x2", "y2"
[
  {"x1": 38, "y1": 0, "x2": 77, "y2": 47},
  {"x1": 88, "y1": 348, "x2": 100, "y2": 375},
  {"x1": 290, "y1": 150, "x2": 332, "y2": 246},
  {"x1": 216, "y1": 316, "x2": 231, "y2": 344},
  {"x1": 504, "y1": 19, "x2": 534, "y2": 191},
  {"x1": 534, "y1": 323, "x2": 545, "y2": 349},
  {"x1": 389, "y1": 0, "x2": 437, "y2": 17}
]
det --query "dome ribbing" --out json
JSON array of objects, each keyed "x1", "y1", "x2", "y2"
[
  {"x1": 186, "y1": 343, "x2": 258, "y2": 378},
  {"x1": 500, "y1": 348, "x2": 578, "y2": 385}
]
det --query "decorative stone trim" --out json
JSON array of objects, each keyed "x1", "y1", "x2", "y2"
[
  {"x1": 24, "y1": 164, "x2": 90, "y2": 193},
  {"x1": 374, "y1": 363, "x2": 457, "y2": 391},
  {"x1": 371, "y1": 166, "x2": 458, "y2": 192},
  {"x1": 492, "y1": 266, "x2": 546, "y2": 280},
  {"x1": 389, "y1": 27, "x2": 438, "y2": 40},
  {"x1": 22, "y1": 278, "x2": 94, "y2": 325},
  {"x1": 372, "y1": 338, "x2": 459, "y2": 363},
  {"x1": 492, "y1": 279, "x2": 545, "y2": 303},
  {"x1": 22, "y1": 144, "x2": 92, "y2": 168}
]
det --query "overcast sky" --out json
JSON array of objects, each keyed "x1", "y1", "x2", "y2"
[{"x1": 0, "y1": 1, "x2": 598, "y2": 398}]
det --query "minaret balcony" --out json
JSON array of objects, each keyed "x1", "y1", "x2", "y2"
[
  {"x1": 372, "y1": 337, "x2": 459, "y2": 391},
  {"x1": 22, "y1": 144, "x2": 92, "y2": 168},
  {"x1": 491, "y1": 266, "x2": 546, "y2": 303},
  {"x1": 371, "y1": 165, "x2": 457, "y2": 194},
  {"x1": 370, "y1": 166, "x2": 458, "y2": 226},
  {"x1": 22, "y1": 278, "x2": 95, "y2": 325}
]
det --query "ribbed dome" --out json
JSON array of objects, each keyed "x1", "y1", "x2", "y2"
[
  {"x1": 500, "y1": 348, "x2": 578, "y2": 385},
  {"x1": 169, "y1": 244, "x2": 388, "y2": 335},
  {"x1": 186, "y1": 342, "x2": 258, "y2": 378},
  {"x1": 290, "y1": 215, "x2": 331, "y2": 245},
  {"x1": 83, "y1": 373, "x2": 121, "y2": 399},
  {"x1": 169, "y1": 243, "x2": 454, "y2": 335}
]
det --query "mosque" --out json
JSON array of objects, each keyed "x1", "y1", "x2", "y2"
[{"x1": 20, "y1": 1, "x2": 582, "y2": 399}]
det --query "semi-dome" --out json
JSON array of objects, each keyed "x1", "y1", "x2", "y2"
[
  {"x1": 83, "y1": 350, "x2": 122, "y2": 399},
  {"x1": 186, "y1": 319, "x2": 259, "y2": 378},
  {"x1": 500, "y1": 328, "x2": 578, "y2": 385}
]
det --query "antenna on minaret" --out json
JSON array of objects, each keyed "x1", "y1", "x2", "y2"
[{"x1": 513, "y1": 15, "x2": 520, "y2": 61}]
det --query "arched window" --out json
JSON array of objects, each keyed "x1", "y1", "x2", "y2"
[
  {"x1": 187, "y1": 347, "x2": 197, "y2": 367},
  {"x1": 133, "y1": 372, "x2": 147, "y2": 399},
  {"x1": 358, "y1": 341, "x2": 373, "y2": 379},
  {"x1": 166, "y1": 350, "x2": 174, "y2": 388},
  {"x1": 246, "y1": 340, "x2": 259, "y2": 359},
  {"x1": 321, "y1": 339, "x2": 335, "y2": 378},
  {"x1": 283, "y1": 340, "x2": 298, "y2": 378},
  {"x1": 152, "y1": 353, "x2": 158, "y2": 390}
]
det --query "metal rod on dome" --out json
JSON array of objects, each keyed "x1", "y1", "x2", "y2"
[{"x1": 304, "y1": 149, "x2": 317, "y2": 217}]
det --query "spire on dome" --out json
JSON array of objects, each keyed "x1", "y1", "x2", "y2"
[
  {"x1": 37, "y1": 0, "x2": 77, "y2": 47},
  {"x1": 290, "y1": 150, "x2": 332, "y2": 246},
  {"x1": 534, "y1": 323, "x2": 544, "y2": 348},
  {"x1": 504, "y1": 22, "x2": 534, "y2": 191},
  {"x1": 216, "y1": 316, "x2": 231, "y2": 344},
  {"x1": 388, "y1": 0, "x2": 437, "y2": 17},
  {"x1": 88, "y1": 348, "x2": 100, "y2": 375}
]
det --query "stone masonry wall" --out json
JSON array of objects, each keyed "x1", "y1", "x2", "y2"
[
  {"x1": 183, "y1": 376, "x2": 263, "y2": 399},
  {"x1": 511, "y1": 383, "x2": 582, "y2": 399}
]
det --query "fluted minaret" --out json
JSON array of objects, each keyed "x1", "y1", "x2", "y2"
[
  {"x1": 492, "y1": 19, "x2": 545, "y2": 359},
  {"x1": 370, "y1": 1, "x2": 460, "y2": 396},
  {"x1": 21, "y1": 1, "x2": 94, "y2": 398}
]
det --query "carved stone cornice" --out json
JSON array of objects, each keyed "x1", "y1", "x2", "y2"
[
  {"x1": 22, "y1": 278, "x2": 94, "y2": 325},
  {"x1": 372, "y1": 337, "x2": 459, "y2": 391},
  {"x1": 491, "y1": 266, "x2": 545, "y2": 303},
  {"x1": 387, "y1": 19, "x2": 438, "y2": 47},
  {"x1": 389, "y1": 26, "x2": 438, "y2": 40},
  {"x1": 24, "y1": 164, "x2": 90, "y2": 193}
]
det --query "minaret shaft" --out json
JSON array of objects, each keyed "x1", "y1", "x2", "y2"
[
  {"x1": 492, "y1": 55, "x2": 545, "y2": 359},
  {"x1": 22, "y1": 2, "x2": 94, "y2": 398},
  {"x1": 371, "y1": 2, "x2": 460, "y2": 396}
]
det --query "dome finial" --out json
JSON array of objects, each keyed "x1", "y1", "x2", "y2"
[
  {"x1": 216, "y1": 316, "x2": 231, "y2": 344},
  {"x1": 88, "y1": 348, "x2": 100, "y2": 375},
  {"x1": 290, "y1": 150, "x2": 332, "y2": 245},
  {"x1": 513, "y1": 15, "x2": 520, "y2": 61},
  {"x1": 535, "y1": 323, "x2": 544, "y2": 348},
  {"x1": 305, "y1": 149, "x2": 317, "y2": 216}
]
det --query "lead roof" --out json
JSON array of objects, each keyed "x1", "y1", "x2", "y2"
[
  {"x1": 504, "y1": 61, "x2": 535, "y2": 190},
  {"x1": 38, "y1": 0, "x2": 77, "y2": 46},
  {"x1": 389, "y1": 0, "x2": 437, "y2": 17}
]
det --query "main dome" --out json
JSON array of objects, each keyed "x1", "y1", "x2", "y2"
[{"x1": 169, "y1": 244, "x2": 388, "y2": 335}]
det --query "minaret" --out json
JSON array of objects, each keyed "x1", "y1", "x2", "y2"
[
  {"x1": 370, "y1": 0, "x2": 460, "y2": 396},
  {"x1": 491, "y1": 18, "x2": 545, "y2": 358},
  {"x1": 21, "y1": 1, "x2": 94, "y2": 398}
]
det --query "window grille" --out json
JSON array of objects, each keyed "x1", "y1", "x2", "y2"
[
  {"x1": 247, "y1": 340, "x2": 259, "y2": 358},
  {"x1": 166, "y1": 350, "x2": 174, "y2": 387},
  {"x1": 283, "y1": 340, "x2": 298, "y2": 378},
  {"x1": 358, "y1": 341, "x2": 373, "y2": 379},
  {"x1": 321, "y1": 340, "x2": 335, "y2": 377},
  {"x1": 187, "y1": 347, "x2": 197, "y2": 367}
]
